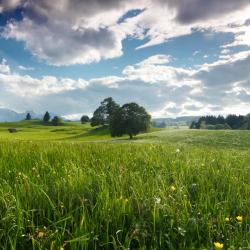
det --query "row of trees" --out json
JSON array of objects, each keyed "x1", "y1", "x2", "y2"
[
  {"x1": 90, "y1": 97, "x2": 151, "y2": 139},
  {"x1": 24, "y1": 97, "x2": 151, "y2": 138},
  {"x1": 190, "y1": 115, "x2": 250, "y2": 130},
  {"x1": 25, "y1": 112, "x2": 63, "y2": 126}
]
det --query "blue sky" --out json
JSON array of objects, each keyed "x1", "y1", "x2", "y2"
[{"x1": 0, "y1": 0, "x2": 250, "y2": 118}]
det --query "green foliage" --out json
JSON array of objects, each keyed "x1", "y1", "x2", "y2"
[
  {"x1": 51, "y1": 116, "x2": 63, "y2": 126},
  {"x1": 43, "y1": 111, "x2": 50, "y2": 123},
  {"x1": 247, "y1": 115, "x2": 250, "y2": 130},
  {"x1": 189, "y1": 121, "x2": 197, "y2": 129},
  {"x1": 192, "y1": 115, "x2": 247, "y2": 130},
  {"x1": 91, "y1": 97, "x2": 119, "y2": 127},
  {"x1": 110, "y1": 102, "x2": 151, "y2": 139},
  {"x1": 80, "y1": 115, "x2": 89, "y2": 124},
  {"x1": 25, "y1": 113, "x2": 31, "y2": 120},
  {"x1": 0, "y1": 140, "x2": 250, "y2": 249},
  {"x1": 204, "y1": 123, "x2": 231, "y2": 130}
]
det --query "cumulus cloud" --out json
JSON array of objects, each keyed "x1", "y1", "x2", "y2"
[
  {"x1": 163, "y1": 0, "x2": 250, "y2": 24},
  {"x1": 1, "y1": 0, "x2": 250, "y2": 65},
  {"x1": 2, "y1": 0, "x2": 138, "y2": 65},
  {"x1": 0, "y1": 73, "x2": 88, "y2": 96},
  {"x1": 0, "y1": 0, "x2": 24, "y2": 13},
  {"x1": 1, "y1": 49, "x2": 250, "y2": 117},
  {"x1": 122, "y1": 60, "x2": 196, "y2": 86}
]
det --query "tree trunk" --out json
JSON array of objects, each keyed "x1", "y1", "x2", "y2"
[{"x1": 129, "y1": 134, "x2": 133, "y2": 140}]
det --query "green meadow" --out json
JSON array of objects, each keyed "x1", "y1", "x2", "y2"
[{"x1": 0, "y1": 121, "x2": 250, "y2": 249}]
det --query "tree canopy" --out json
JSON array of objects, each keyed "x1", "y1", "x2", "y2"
[
  {"x1": 91, "y1": 97, "x2": 119, "y2": 127},
  {"x1": 81, "y1": 115, "x2": 89, "y2": 124},
  {"x1": 51, "y1": 116, "x2": 63, "y2": 126},
  {"x1": 110, "y1": 102, "x2": 151, "y2": 139},
  {"x1": 43, "y1": 111, "x2": 50, "y2": 123},
  {"x1": 190, "y1": 114, "x2": 249, "y2": 130},
  {"x1": 25, "y1": 113, "x2": 31, "y2": 120}
]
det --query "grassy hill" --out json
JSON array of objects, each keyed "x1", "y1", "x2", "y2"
[
  {"x1": 0, "y1": 121, "x2": 250, "y2": 249},
  {"x1": 0, "y1": 120, "x2": 250, "y2": 149},
  {"x1": 0, "y1": 120, "x2": 115, "y2": 141}
]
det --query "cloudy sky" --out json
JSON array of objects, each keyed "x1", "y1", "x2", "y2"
[{"x1": 0, "y1": 0, "x2": 250, "y2": 118}]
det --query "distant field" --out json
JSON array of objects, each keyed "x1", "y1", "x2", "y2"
[
  {"x1": 0, "y1": 120, "x2": 250, "y2": 150},
  {"x1": 0, "y1": 121, "x2": 250, "y2": 249}
]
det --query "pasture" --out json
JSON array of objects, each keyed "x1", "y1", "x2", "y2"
[{"x1": 0, "y1": 121, "x2": 250, "y2": 249}]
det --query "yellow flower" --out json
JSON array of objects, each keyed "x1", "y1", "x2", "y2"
[
  {"x1": 170, "y1": 185, "x2": 176, "y2": 191},
  {"x1": 225, "y1": 217, "x2": 230, "y2": 222},
  {"x1": 214, "y1": 242, "x2": 224, "y2": 249},
  {"x1": 37, "y1": 231, "x2": 46, "y2": 238},
  {"x1": 236, "y1": 216, "x2": 243, "y2": 222}
]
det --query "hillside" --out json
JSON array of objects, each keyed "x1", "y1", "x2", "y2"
[{"x1": 0, "y1": 120, "x2": 250, "y2": 150}]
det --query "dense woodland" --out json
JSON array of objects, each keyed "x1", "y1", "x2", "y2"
[{"x1": 190, "y1": 114, "x2": 250, "y2": 130}]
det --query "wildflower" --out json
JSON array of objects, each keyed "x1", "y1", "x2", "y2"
[
  {"x1": 154, "y1": 197, "x2": 161, "y2": 204},
  {"x1": 225, "y1": 217, "x2": 230, "y2": 222},
  {"x1": 37, "y1": 231, "x2": 46, "y2": 238},
  {"x1": 170, "y1": 185, "x2": 176, "y2": 191},
  {"x1": 236, "y1": 216, "x2": 243, "y2": 222},
  {"x1": 176, "y1": 149, "x2": 180, "y2": 153},
  {"x1": 214, "y1": 242, "x2": 224, "y2": 249}
]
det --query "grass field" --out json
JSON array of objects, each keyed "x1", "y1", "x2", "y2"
[{"x1": 0, "y1": 121, "x2": 250, "y2": 249}]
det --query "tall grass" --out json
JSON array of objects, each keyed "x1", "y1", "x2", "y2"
[{"x1": 0, "y1": 141, "x2": 249, "y2": 249}]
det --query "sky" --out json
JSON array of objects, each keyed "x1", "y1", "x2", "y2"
[{"x1": 0, "y1": 0, "x2": 250, "y2": 119}]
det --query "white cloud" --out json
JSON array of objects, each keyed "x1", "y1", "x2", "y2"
[
  {"x1": 18, "y1": 65, "x2": 35, "y2": 71},
  {"x1": 0, "y1": 58, "x2": 10, "y2": 74},
  {"x1": 1, "y1": 49, "x2": 250, "y2": 117},
  {"x1": 2, "y1": 0, "x2": 250, "y2": 66},
  {"x1": 0, "y1": 73, "x2": 89, "y2": 96},
  {"x1": 137, "y1": 54, "x2": 171, "y2": 66}
]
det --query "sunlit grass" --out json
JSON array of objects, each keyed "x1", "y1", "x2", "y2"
[{"x1": 0, "y1": 139, "x2": 250, "y2": 249}]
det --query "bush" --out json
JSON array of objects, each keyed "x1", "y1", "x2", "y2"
[{"x1": 51, "y1": 116, "x2": 63, "y2": 126}]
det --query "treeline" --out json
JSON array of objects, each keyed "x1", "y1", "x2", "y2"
[
  {"x1": 25, "y1": 112, "x2": 63, "y2": 126},
  {"x1": 190, "y1": 114, "x2": 250, "y2": 130}
]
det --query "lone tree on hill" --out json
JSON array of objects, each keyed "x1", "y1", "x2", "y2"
[
  {"x1": 110, "y1": 102, "x2": 151, "y2": 139},
  {"x1": 51, "y1": 116, "x2": 63, "y2": 126},
  {"x1": 25, "y1": 113, "x2": 31, "y2": 120},
  {"x1": 91, "y1": 97, "x2": 119, "y2": 127},
  {"x1": 81, "y1": 115, "x2": 90, "y2": 124},
  {"x1": 43, "y1": 111, "x2": 50, "y2": 123}
]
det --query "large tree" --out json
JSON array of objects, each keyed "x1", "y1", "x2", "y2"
[
  {"x1": 81, "y1": 115, "x2": 89, "y2": 124},
  {"x1": 25, "y1": 113, "x2": 31, "y2": 120},
  {"x1": 43, "y1": 111, "x2": 50, "y2": 123},
  {"x1": 91, "y1": 97, "x2": 119, "y2": 127},
  {"x1": 110, "y1": 102, "x2": 151, "y2": 139}
]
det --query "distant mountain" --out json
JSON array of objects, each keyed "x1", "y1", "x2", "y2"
[
  {"x1": 0, "y1": 109, "x2": 57, "y2": 122},
  {"x1": 152, "y1": 116, "x2": 200, "y2": 127}
]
